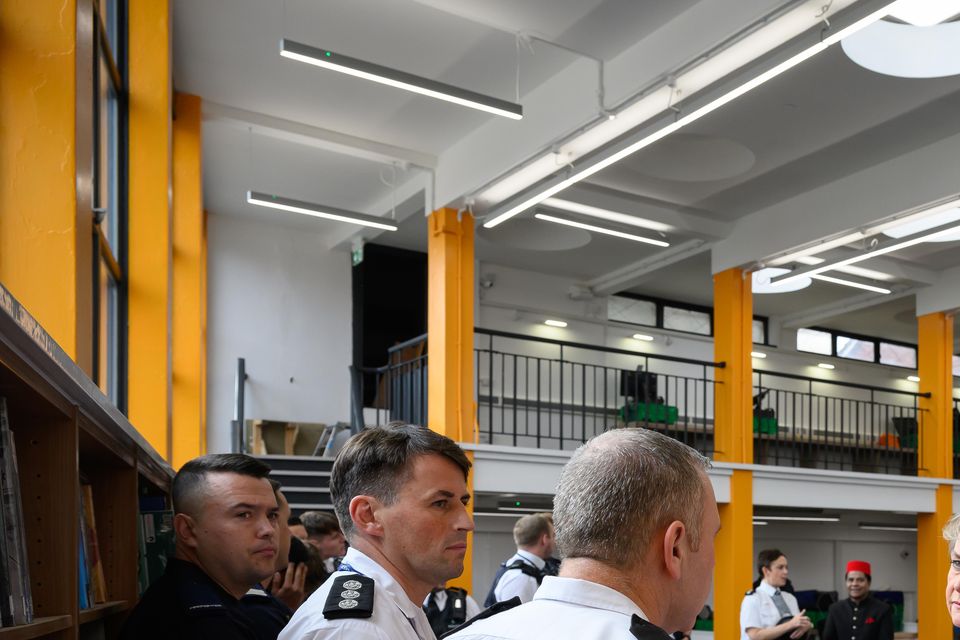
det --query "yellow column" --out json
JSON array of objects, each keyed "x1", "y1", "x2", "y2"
[
  {"x1": 427, "y1": 207, "x2": 475, "y2": 590},
  {"x1": 713, "y1": 267, "x2": 754, "y2": 640},
  {"x1": 0, "y1": 0, "x2": 94, "y2": 373},
  {"x1": 128, "y1": 0, "x2": 173, "y2": 460},
  {"x1": 171, "y1": 93, "x2": 205, "y2": 469},
  {"x1": 916, "y1": 312, "x2": 953, "y2": 639}
]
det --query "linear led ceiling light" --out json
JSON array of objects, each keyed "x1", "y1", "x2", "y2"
[
  {"x1": 810, "y1": 274, "x2": 892, "y2": 294},
  {"x1": 756, "y1": 515, "x2": 840, "y2": 522},
  {"x1": 246, "y1": 191, "x2": 398, "y2": 231},
  {"x1": 772, "y1": 216, "x2": 960, "y2": 287},
  {"x1": 541, "y1": 197, "x2": 672, "y2": 232},
  {"x1": 794, "y1": 256, "x2": 894, "y2": 281},
  {"x1": 480, "y1": 0, "x2": 895, "y2": 228},
  {"x1": 534, "y1": 213, "x2": 669, "y2": 247},
  {"x1": 859, "y1": 522, "x2": 917, "y2": 532},
  {"x1": 280, "y1": 39, "x2": 523, "y2": 120},
  {"x1": 544, "y1": 319, "x2": 568, "y2": 328}
]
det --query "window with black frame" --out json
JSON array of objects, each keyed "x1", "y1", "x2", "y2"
[{"x1": 92, "y1": 0, "x2": 127, "y2": 409}]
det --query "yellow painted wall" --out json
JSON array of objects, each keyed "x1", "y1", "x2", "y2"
[
  {"x1": 0, "y1": 0, "x2": 93, "y2": 373},
  {"x1": 172, "y1": 93, "x2": 206, "y2": 469},
  {"x1": 128, "y1": 0, "x2": 173, "y2": 460}
]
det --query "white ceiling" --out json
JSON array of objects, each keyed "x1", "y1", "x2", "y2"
[{"x1": 173, "y1": 0, "x2": 960, "y2": 345}]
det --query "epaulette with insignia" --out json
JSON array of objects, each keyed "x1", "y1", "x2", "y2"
[{"x1": 323, "y1": 574, "x2": 374, "y2": 620}]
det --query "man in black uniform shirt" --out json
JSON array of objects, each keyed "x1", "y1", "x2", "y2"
[
  {"x1": 823, "y1": 560, "x2": 893, "y2": 640},
  {"x1": 121, "y1": 453, "x2": 282, "y2": 639}
]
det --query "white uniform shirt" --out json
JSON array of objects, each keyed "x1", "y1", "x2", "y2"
[
  {"x1": 493, "y1": 550, "x2": 545, "y2": 604},
  {"x1": 739, "y1": 581, "x2": 800, "y2": 640},
  {"x1": 448, "y1": 576, "x2": 648, "y2": 639},
  {"x1": 279, "y1": 547, "x2": 435, "y2": 640}
]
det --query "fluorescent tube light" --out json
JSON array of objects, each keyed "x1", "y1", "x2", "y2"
[
  {"x1": 246, "y1": 191, "x2": 398, "y2": 231},
  {"x1": 481, "y1": 2, "x2": 893, "y2": 228},
  {"x1": 497, "y1": 506, "x2": 552, "y2": 513},
  {"x1": 541, "y1": 198, "x2": 672, "y2": 232},
  {"x1": 810, "y1": 274, "x2": 891, "y2": 294},
  {"x1": 633, "y1": 333, "x2": 655, "y2": 342},
  {"x1": 534, "y1": 213, "x2": 669, "y2": 247},
  {"x1": 907, "y1": 375, "x2": 920, "y2": 382},
  {"x1": 818, "y1": 363, "x2": 836, "y2": 370},
  {"x1": 794, "y1": 256, "x2": 893, "y2": 281},
  {"x1": 859, "y1": 523, "x2": 917, "y2": 532},
  {"x1": 773, "y1": 219, "x2": 960, "y2": 287},
  {"x1": 756, "y1": 515, "x2": 840, "y2": 522},
  {"x1": 883, "y1": 206, "x2": 960, "y2": 242},
  {"x1": 753, "y1": 521, "x2": 769, "y2": 526},
  {"x1": 544, "y1": 319, "x2": 568, "y2": 328},
  {"x1": 751, "y1": 351, "x2": 767, "y2": 359},
  {"x1": 280, "y1": 39, "x2": 523, "y2": 120}
]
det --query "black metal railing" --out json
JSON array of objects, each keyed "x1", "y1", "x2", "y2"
[
  {"x1": 752, "y1": 369, "x2": 928, "y2": 475},
  {"x1": 354, "y1": 329, "x2": 948, "y2": 477},
  {"x1": 475, "y1": 329, "x2": 721, "y2": 456}
]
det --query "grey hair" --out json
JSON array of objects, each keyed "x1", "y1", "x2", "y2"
[
  {"x1": 553, "y1": 428, "x2": 710, "y2": 568},
  {"x1": 330, "y1": 422, "x2": 471, "y2": 537},
  {"x1": 943, "y1": 513, "x2": 960, "y2": 548}
]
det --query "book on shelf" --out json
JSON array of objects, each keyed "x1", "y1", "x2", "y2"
[
  {"x1": 80, "y1": 483, "x2": 107, "y2": 604},
  {"x1": 0, "y1": 398, "x2": 32, "y2": 626},
  {"x1": 139, "y1": 510, "x2": 175, "y2": 593}
]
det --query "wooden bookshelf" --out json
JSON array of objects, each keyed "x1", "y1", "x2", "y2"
[{"x1": 0, "y1": 283, "x2": 174, "y2": 639}]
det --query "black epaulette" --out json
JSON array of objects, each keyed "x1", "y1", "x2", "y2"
[
  {"x1": 439, "y1": 596, "x2": 520, "y2": 639},
  {"x1": 323, "y1": 574, "x2": 375, "y2": 620}
]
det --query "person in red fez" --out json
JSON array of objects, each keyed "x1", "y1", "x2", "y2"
[{"x1": 822, "y1": 560, "x2": 893, "y2": 640}]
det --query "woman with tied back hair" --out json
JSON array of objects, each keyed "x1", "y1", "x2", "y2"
[{"x1": 740, "y1": 549, "x2": 812, "y2": 640}]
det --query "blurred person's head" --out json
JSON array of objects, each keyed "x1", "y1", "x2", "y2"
[
  {"x1": 513, "y1": 513, "x2": 555, "y2": 560},
  {"x1": 300, "y1": 511, "x2": 347, "y2": 559},
  {"x1": 757, "y1": 549, "x2": 789, "y2": 589}
]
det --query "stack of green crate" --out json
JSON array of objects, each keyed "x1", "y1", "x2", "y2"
[
  {"x1": 753, "y1": 415, "x2": 778, "y2": 434},
  {"x1": 619, "y1": 402, "x2": 679, "y2": 425}
]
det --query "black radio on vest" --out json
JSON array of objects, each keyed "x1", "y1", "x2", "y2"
[{"x1": 425, "y1": 587, "x2": 469, "y2": 637}]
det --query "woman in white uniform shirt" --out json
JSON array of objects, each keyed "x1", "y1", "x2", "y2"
[{"x1": 740, "y1": 549, "x2": 812, "y2": 640}]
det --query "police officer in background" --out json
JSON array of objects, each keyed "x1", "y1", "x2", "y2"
[
  {"x1": 447, "y1": 427, "x2": 721, "y2": 639},
  {"x1": 279, "y1": 423, "x2": 474, "y2": 640},
  {"x1": 121, "y1": 454, "x2": 281, "y2": 639},
  {"x1": 424, "y1": 582, "x2": 481, "y2": 637},
  {"x1": 740, "y1": 549, "x2": 812, "y2": 640},
  {"x1": 822, "y1": 561, "x2": 893, "y2": 640},
  {"x1": 484, "y1": 513, "x2": 555, "y2": 606}
]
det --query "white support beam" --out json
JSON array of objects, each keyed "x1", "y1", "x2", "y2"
[
  {"x1": 916, "y1": 264, "x2": 960, "y2": 316},
  {"x1": 713, "y1": 128, "x2": 960, "y2": 274},
  {"x1": 325, "y1": 170, "x2": 431, "y2": 251},
  {"x1": 585, "y1": 239, "x2": 710, "y2": 295},
  {"x1": 203, "y1": 101, "x2": 437, "y2": 170},
  {"x1": 776, "y1": 286, "x2": 918, "y2": 329}
]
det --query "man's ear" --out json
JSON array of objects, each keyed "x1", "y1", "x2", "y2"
[
  {"x1": 349, "y1": 495, "x2": 385, "y2": 539},
  {"x1": 661, "y1": 520, "x2": 686, "y2": 580},
  {"x1": 174, "y1": 513, "x2": 200, "y2": 549}
]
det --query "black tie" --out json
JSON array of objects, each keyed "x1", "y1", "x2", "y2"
[{"x1": 629, "y1": 614, "x2": 673, "y2": 639}]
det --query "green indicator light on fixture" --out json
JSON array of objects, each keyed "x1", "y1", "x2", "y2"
[
  {"x1": 325, "y1": 51, "x2": 332, "y2": 57},
  {"x1": 515, "y1": 501, "x2": 521, "y2": 507}
]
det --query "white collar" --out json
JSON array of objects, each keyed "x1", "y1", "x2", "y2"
[
  {"x1": 337, "y1": 547, "x2": 422, "y2": 620},
  {"x1": 533, "y1": 576, "x2": 647, "y2": 621},
  {"x1": 515, "y1": 549, "x2": 547, "y2": 570},
  {"x1": 757, "y1": 581, "x2": 782, "y2": 597}
]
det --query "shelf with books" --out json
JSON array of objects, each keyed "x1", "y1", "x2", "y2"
[{"x1": 0, "y1": 281, "x2": 174, "y2": 638}]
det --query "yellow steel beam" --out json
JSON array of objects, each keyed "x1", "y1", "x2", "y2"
[
  {"x1": 0, "y1": 0, "x2": 94, "y2": 373},
  {"x1": 172, "y1": 93, "x2": 205, "y2": 469},
  {"x1": 426, "y1": 207, "x2": 475, "y2": 590},
  {"x1": 918, "y1": 484, "x2": 952, "y2": 638},
  {"x1": 128, "y1": 0, "x2": 173, "y2": 460},
  {"x1": 715, "y1": 470, "x2": 753, "y2": 640},
  {"x1": 918, "y1": 312, "x2": 953, "y2": 478}
]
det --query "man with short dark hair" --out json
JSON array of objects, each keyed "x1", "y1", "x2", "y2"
[
  {"x1": 121, "y1": 453, "x2": 281, "y2": 639},
  {"x1": 279, "y1": 422, "x2": 474, "y2": 640},
  {"x1": 448, "y1": 427, "x2": 721, "y2": 639},
  {"x1": 300, "y1": 510, "x2": 347, "y2": 577},
  {"x1": 484, "y1": 513, "x2": 555, "y2": 606}
]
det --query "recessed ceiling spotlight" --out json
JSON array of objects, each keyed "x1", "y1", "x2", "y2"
[
  {"x1": 907, "y1": 375, "x2": 920, "y2": 383},
  {"x1": 751, "y1": 351, "x2": 767, "y2": 359},
  {"x1": 818, "y1": 363, "x2": 836, "y2": 370},
  {"x1": 544, "y1": 319, "x2": 568, "y2": 328}
]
